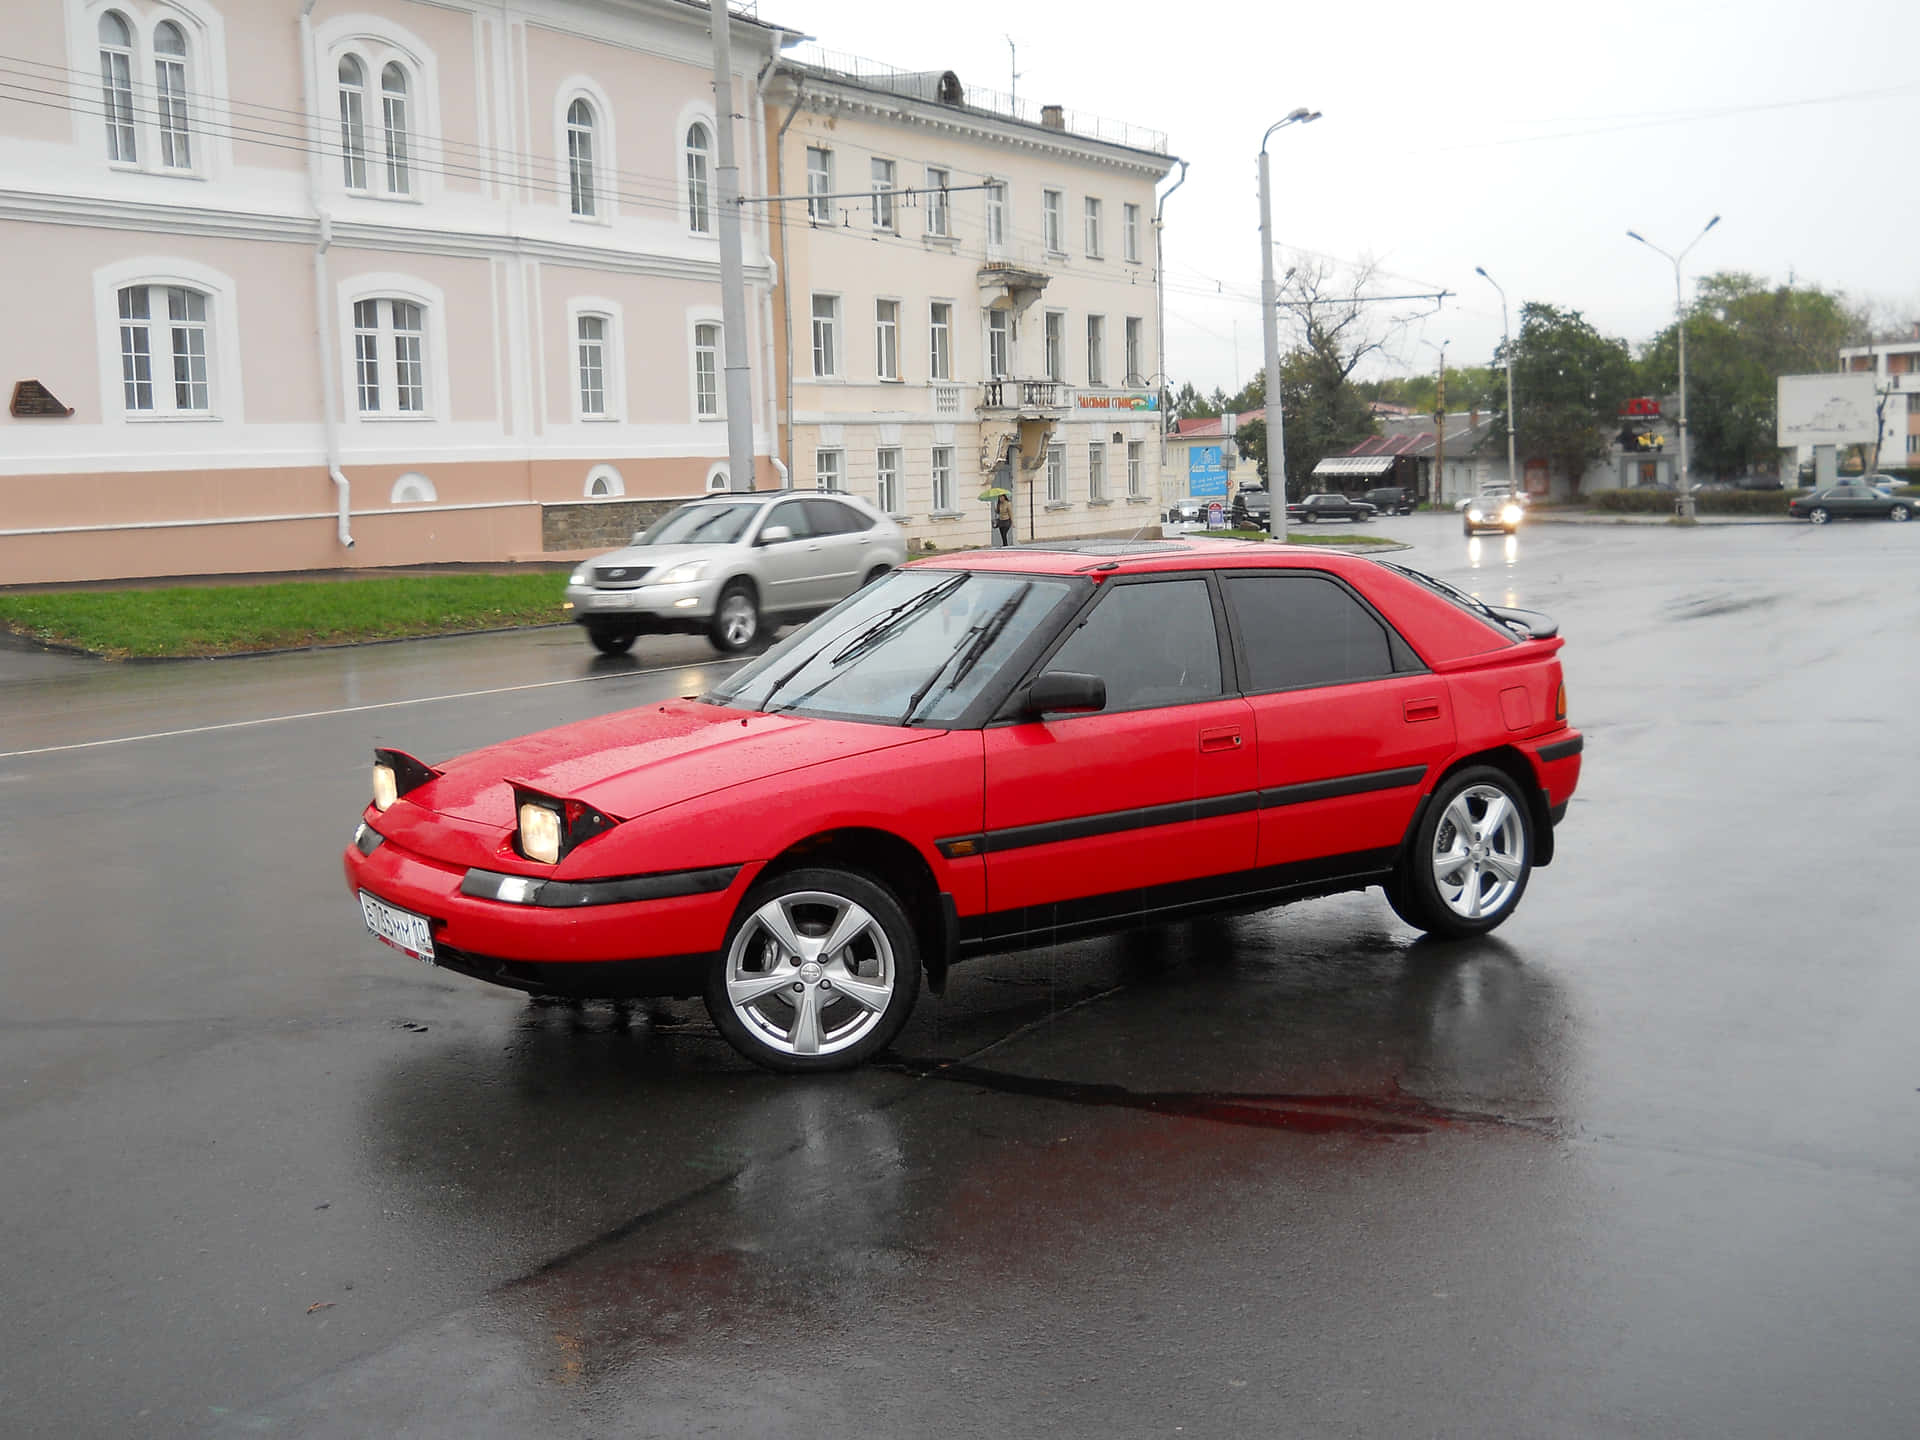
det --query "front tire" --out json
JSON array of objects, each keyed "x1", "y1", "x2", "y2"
[
  {"x1": 705, "y1": 866, "x2": 920, "y2": 1072},
  {"x1": 1385, "y1": 765, "x2": 1534, "y2": 939},
  {"x1": 1809, "y1": 507, "x2": 1831, "y2": 525},
  {"x1": 587, "y1": 627, "x2": 636, "y2": 656},
  {"x1": 709, "y1": 580, "x2": 760, "y2": 653}
]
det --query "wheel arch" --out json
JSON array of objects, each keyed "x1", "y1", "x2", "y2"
[
  {"x1": 1400, "y1": 745, "x2": 1555, "y2": 870},
  {"x1": 760, "y1": 826, "x2": 952, "y2": 993}
]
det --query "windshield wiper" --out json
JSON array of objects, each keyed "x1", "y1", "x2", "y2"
[
  {"x1": 757, "y1": 574, "x2": 968, "y2": 716},
  {"x1": 901, "y1": 582, "x2": 1032, "y2": 725}
]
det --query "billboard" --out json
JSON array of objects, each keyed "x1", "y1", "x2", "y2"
[
  {"x1": 1187, "y1": 444, "x2": 1228, "y2": 497},
  {"x1": 1778, "y1": 373, "x2": 1878, "y2": 447}
]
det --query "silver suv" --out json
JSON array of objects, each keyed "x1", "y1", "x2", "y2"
[{"x1": 565, "y1": 492, "x2": 909, "y2": 657}]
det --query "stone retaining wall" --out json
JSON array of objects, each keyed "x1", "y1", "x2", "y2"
[{"x1": 542, "y1": 497, "x2": 697, "y2": 552}]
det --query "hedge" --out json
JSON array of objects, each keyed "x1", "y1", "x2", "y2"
[{"x1": 1586, "y1": 488, "x2": 1806, "y2": 515}]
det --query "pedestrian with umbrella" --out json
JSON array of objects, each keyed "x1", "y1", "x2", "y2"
[{"x1": 980, "y1": 485, "x2": 1013, "y2": 547}]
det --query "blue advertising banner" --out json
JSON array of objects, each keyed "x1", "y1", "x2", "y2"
[{"x1": 1188, "y1": 444, "x2": 1228, "y2": 497}]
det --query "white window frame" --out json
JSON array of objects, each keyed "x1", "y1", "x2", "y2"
[
  {"x1": 987, "y1": 309, "x2": 1011, "y2": 380},
  {"x1": 685, "y1": 122, "x2": 713, "y2": 234},
  {"x1": 875, "y1": 298, "x2": 901, "y2": 382},
  {"x1": 871, "y1": 156, "x2": 896, "y2": 231},
  {"x1": 806, "y1": 146, "x2": 833, "y2": 223},
  {"x1": 1046, "y1": 443, "x2": 1066, "y2": 503},
  {"x1": 925, "y1": 166, "x2": 951, "y2": 237},
  {"x1": 815, "y1": 447, "x2": 844, "y2": 493},
  {"x1": 566, "y1": 295, "x2": 625, "y2": 424},
  {"x1": 378, "y1": 60, "x2": 412, "y2": 196},
  {"x1": 98, "y1": 10, "x2": 138, "y2": 164},
  {"x1": 1085, "y1": 196, "x2": 1104, "y2": 258},
  {"x1": 316, "y1": 17, "x2": 438, "y2": 203},
  {"x1": 76, "y1": 2, "x2": 230, "y2": 179},
  {"x1": 152, "y1": 19, "x2": 192, "y2": 171},
  {"x1": 554, "y1": 79, "x2": 617, "y2": 222},
  {"x1": 692, "y1": 315, "x2": 722, "y2": 420},
  {"x1": 584, "y1": 463, "x2": 626, "y2": 498},
  {"x1": 929, "y1": 301, "x2": 952, "y2": 381},
  {"x1": 931, "y1": 445, "x2": 954, "y2": 512},
  {"x1": 986, "y1": 182, "x2": 1008, "y2": 253},
  {"x1": 1124, "y1": 316, "x2": 1144, "y2": 386},
  {"x1": 575, "y1": 313, "x2": 609, "y2": 419},
  {"x1": 1127, "y1": 440, "x2": 1144, "y2": 496},
  {"x1": 1042, "y1": 189, "x2": 1064, "y2": 254},
  {"x1": 1089, "y1": 441, "x2": 1108, "y2": 501},
  {"x1": 91, "y1": 256, "x2": 242, "y2": 423},
  {"x1": 567, "y1": 98, "x2": 598, "y2": 218},
  {"x1": 810, "y1": 293, "x2": 842, "y2": 378},
  {"x1": 1043, "y1": 310, "x2": 1066, "y2": 383},
  {"x1": 338, "y1": 273, "x2": 448, "y2": 424},
  {"x1": 876, "y1": 446, "x2": 902, "y2": 515},
  {"x1": 1086, "y1": 314, "x2": 1106, "y2": 388},
  {"x1": 1123, "y1": 202, "x2": 1142, "y2": 263}
]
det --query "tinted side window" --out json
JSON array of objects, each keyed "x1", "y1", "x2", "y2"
[
  {"x1": 764, "y1": 500, "x2": 813, "y2": 539},
  {"x1": 1046, "y1": 578, "x2": 1221, "y2": 711},
  {"x1": 1225, "y1": 573, "x2": 1395, "y2": 691},
  {"x1": 805, "y1": 498, "x2": 871, "y2": 535}
]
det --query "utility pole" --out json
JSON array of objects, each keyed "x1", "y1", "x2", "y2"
[
  {"x1": 1422, "y1": 337, "x2": 1449, "y2": 505},
  {"x1": 1258, "y1": 108, "x2": 1320, "y2": 536},
  {"x1": 710, "y1": 2, "x2": 755, "y2": 491}
]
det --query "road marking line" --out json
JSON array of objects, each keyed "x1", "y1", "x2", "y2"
[{"x1": 0, "y1": 658, "x2": 748, "y2": 760}]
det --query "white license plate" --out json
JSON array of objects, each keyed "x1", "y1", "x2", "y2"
[
  {"x1": 360, "y1": 890, "x2": 436, "y2": 964},
  {"x1": 587, "y1": 592, "x2": 634, "y2": 609}
]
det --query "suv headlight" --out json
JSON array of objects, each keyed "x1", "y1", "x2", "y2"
[
  {"x1": 656, "y1": 560, "x2": 709, "y2": 585},
  {"x1": 568, "y1": 567, "x2": 589, "y2": 585}
]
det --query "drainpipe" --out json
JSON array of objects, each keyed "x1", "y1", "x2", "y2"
[
  {"x1": 300, "y1": 0, "x2": 352, "y2": 548},
  {"x1": 1153, "y1": 158, "x2": 1188, "y2": 476},
  {"x1": 752, "y1": 52, "x2": 780, "y2": 486},
  {"x1": 772, "y1": 75, "x2": 805, "y2": 482}
]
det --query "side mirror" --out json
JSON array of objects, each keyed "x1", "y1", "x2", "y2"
[
  {"x1": 630, "y1": 531, "x2": 649, "y2": 545},
  {"x1": 1020, "y1": 671, "x2": 1106, "y2": 718},
  {"x1": 758, "y1": 524, "x2": 793, "y2": 545}
]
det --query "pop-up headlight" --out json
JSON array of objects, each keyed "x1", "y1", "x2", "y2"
[
  {"x1": 372, "y1": 748, "x2": 440, "y2": 812},
  {"x1": 509, "y1": 783, "x2": 620, "y2": 865}
]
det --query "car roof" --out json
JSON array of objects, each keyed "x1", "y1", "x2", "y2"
[{"x1": 908, "y1": 538, "x2": 1389, "y2": 580}]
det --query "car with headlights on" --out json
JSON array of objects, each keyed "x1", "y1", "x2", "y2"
[
  {"x1": 1459, "y1": 491, "x2": 1526, "y2": 535},
  {"x1": 564, "y1": 491, "x2": 908, "y2": 656},
  {"x1": 347, "y1": 539, "x2": 1583, "y2": 1072}
]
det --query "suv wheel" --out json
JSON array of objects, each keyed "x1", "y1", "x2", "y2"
[
  {"x1": 587, "y1": 627, "x2": 636, "y2": 656},
  {"x1": 705, "y1": 866, "x2": 920, "y2": 1072},
  {"x1": 709, "y1": 581, "x2": 760, "y2": 652}
]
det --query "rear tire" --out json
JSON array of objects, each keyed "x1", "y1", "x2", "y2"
[
  {"x1": 705, "y1": 865, "x2": 920, "y2": 1072},
  {"x1": 587, "y1": 627, "x2": 636, "y2": 656},
  {"x1": 1809, "y1": 507, "x2": 1831, "y2": 525},
  {"x1": 1385, "y1": 765, "x2": 1534, "y2": 939}
]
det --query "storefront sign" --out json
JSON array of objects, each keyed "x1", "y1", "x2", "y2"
[{"x1": 1075, "y1": 393, "x2": 1159, "y2": 411}]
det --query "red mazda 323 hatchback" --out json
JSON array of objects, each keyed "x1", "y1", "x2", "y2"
[{"x1": 345, "y1": 540, "x2": 1582, "y2": 1071}]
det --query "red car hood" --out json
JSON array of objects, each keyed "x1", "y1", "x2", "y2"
[{"x1": 412, "y1": 699, "x2": 937, "y2": 829}]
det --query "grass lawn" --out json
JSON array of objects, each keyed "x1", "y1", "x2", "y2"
[{"x1": 0, "y1": 572, "x2": 569, "y2": 659}]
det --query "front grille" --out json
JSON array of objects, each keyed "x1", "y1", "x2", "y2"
[{"x1": 592, "y1": 565, "x2": 653, "y2": 586}]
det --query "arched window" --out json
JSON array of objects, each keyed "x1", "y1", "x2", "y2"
[
  {"x1": 585, "y1": 465, "x2": 625, "y2": 498},
  {"x1": 153, "y1": 22, "x2": 191, "y2": 169},
  {"x1": 706, "y1": 466, "x2": 730, "y2": 493},
  {"x1": 98, "y1": 12, "x2": 137, "y2": 164},
  {"x1": 567, "y1": 99, "x2": 596, "y2": 217},
  {"x1": 337, "y1": 54, "x2": 367, "y2": 189},
  {"x1": 685, "y1": 122, "x2": 711, "y2": 234},
  {"x1": 380, "y1": 62, "x2": 411, "y2": 195},
  {"x1": 117, "y1": 284, "x2": 211, "y2": 415},
  {"x1": 390, "y1": 472, "x2": 436, "y2": 504}
]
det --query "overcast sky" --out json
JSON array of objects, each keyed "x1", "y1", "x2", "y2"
[{"x1": 762, "y1": 0, "x2": 1920, "y2": 397}]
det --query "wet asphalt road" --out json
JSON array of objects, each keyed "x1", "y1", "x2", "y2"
[{"x1": 3, "y1": 514, "x2": 1917, "y2": 1438}]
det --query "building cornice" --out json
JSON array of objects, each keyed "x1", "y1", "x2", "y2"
[{"x1": 0, "y1": 189, "x2": 771, "y2": 283}]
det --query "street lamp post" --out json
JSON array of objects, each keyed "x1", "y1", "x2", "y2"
[
  {"x1": 1259, "y1": 107, "x2": 1320, "y2": 536},
  {"x1": 1420, "y1": 337, "x2": 1449, "y2": 505},
  {"x1": 1628, "y1": 216, "x2": 1720, "y2": 521},
  {"x1": 1475, "y1": 267, "x2": 1519, "y2": 501}
]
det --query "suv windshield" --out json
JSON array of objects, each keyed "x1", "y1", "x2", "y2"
[
  {"x1": 644, "y1": 501, "x2": 761, "y2": 546},
  {"x1": 709, "y1": 568, "x2": 1076, "y2": 726}
]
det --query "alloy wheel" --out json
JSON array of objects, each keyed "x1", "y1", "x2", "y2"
[
  {"x1": 717, "y1": 591, "x2": 758, "y2": 648},
  {"x1": 722, "y1": 890, "x2": 898, "y2": 1058},
  {"x1": 1430, "y1": 784, "x2": 1527, "y2": 920},
  {"x1": 1809, "y1": 507, "x2": 1830, "y2": 525},
  {"x1": 1891, "y1": 506, "x2": 1911, "y2": 523}
]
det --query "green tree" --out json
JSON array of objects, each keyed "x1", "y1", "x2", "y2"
[
  {"x1": 1638, "y1": 272, "x2": 1863, "y2": 479},
  {"x1": 1498, "y1": 303, "x2": 1636, "y2": 494},
  {"x1": 1371, "y1": 365, "x2": 1503, "y2": 417},
  {"x1": 1168, "y1": 380, "x2": 1221, "y2": 421}
]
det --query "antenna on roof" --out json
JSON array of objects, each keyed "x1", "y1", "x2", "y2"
[{"x1": 1006, "y1": 35, "x2": 1022, "y2": 111}]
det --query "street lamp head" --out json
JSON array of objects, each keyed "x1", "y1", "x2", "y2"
[
  {"x1": 1704, "y1": 214, "x2": 1720, "y2": 234},
  {"x1": 1285, "y1": 106, "x2": 1314, "y2": 122},
  {"x1": 1474, "y1": 265, "x2": 1488, "y2": 278},
  {"x1": 1625, "y1": 230, "x2": 1645, "y2": 244}
]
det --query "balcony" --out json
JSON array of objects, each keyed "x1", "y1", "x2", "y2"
[{"x1": 981, "y1": 379, "x2": 1068, "y2": 417}]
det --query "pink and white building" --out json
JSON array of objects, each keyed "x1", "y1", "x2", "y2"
[{"x1": 0, "y1": 0, "x2": 795, "y2": 585}]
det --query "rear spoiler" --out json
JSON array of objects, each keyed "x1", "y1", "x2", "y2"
[{"x1": 1486, "y1": 605, "x2": 1558, "y2": 640}]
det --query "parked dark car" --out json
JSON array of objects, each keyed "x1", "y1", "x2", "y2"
[
  {"x1": 1230, "y1": 486, "x2": 1272, "y2": 529},
  {"x1": 1286, "y1": 493, "x2": 1378, "y2": 524},
  {"x1": 1787, "y1": 485, "x2": 1914, "y2": 525},
  {"x1": 1363, "y1": 486, "x2": 1414, "y2": 515}
]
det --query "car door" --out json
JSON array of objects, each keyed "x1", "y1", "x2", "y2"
[
  {"x1": 981, "y1": 575, "x2": 1256, "y2": 938},
  {"x1": 1221, "y1": 570, "x2": 1456, "y2": 875},
  {"x1": 803, "y1": 498, "x2": 875, "y2": 602},
  {"x1": 752, "y1": 499, "x2": 824, "y2": 614}
]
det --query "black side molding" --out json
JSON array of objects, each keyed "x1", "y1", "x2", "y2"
[{"x1": 1538, "y1": 735, "x2": 1584, "y2": 763}]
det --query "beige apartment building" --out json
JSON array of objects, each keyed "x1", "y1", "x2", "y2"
[
  {"x1": 1, "y1": 0, "x2": 792, "y2": 585},
  {"x1": 765, "y1": 54, "x2": 1177, "y2": 550}
]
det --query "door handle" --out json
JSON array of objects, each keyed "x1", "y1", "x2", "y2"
[
  {"x1": 1199, "y1": 725, "x2": 1243, "y2": 752},
  {"x1": 1403, "y1": 697, "x2": 1442, "y2": 723}
]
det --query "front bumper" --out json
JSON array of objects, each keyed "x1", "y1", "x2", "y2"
[
  {"x1": 343, "y1": 821, "x2": 759, "y2": 996},
  {"x1": 564, "y1": 575, "x2": 720, "y2": 629}
]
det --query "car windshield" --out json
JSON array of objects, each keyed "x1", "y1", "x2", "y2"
[
  {"x1": 708, "y1": 568, "x2": 1077, "y2": 726},
  {"x1": 643, "y1": 501, "x2": 761, "y2": 546}
]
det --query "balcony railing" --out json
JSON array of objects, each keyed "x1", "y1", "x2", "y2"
[{"x1": 981, "y1": 379, "x2": 1065, "y2": 411}]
